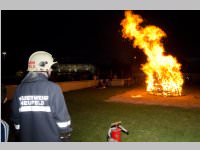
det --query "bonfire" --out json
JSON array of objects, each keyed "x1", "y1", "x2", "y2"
[{"x1": 121, "y1": 11, "x2": 184, "y2": 96}]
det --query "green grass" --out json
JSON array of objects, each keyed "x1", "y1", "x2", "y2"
[{"x1": 64, "y1": 87, "x2": 200, "y2": 142}]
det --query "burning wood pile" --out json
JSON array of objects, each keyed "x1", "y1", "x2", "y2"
[{"x1": 121, "y1": 11, "x2": 184, "y2": 96}]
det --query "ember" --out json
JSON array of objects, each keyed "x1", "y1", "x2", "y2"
[{"x1": 121, "y1": 11, "x2": 184, "y2": 96}]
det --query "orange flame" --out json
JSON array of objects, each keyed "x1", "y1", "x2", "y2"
[{"x1": 121, "y1": 11, "x2": 184, "y2": 96}]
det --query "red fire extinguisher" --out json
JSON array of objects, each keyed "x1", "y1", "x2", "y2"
[{"x1": 107, "y1": 121, "x2": 129, "y2": 142}]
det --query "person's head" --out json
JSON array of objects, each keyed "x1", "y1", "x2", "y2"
[{"x1": 27, "y1": 51, "x2": 57, "y2": 77}]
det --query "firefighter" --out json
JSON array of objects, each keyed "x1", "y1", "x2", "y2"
[{"x1": 11, "y1": 51, "x2": 72, "y2": 142}]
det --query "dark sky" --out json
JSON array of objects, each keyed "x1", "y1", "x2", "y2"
[{"x1": 2, "y1": 10, "x2": 200, "y2": 74}]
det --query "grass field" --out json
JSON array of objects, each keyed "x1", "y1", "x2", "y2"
[{"x1": 65, "y1": 86, "x2": 200, "y2": 142}]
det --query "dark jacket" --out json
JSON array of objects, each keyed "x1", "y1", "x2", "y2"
[{"x1": 11, "y1": 72, "x2": 72, "y2": 142}]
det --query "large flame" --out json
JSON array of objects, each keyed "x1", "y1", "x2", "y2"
[{"x1": 121, "y1": 11, "x2": 184, "y2": 96}]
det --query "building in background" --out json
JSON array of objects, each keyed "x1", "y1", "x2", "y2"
[{"x1": 50, "y1": 64, "x2": 96, "y2": 81}]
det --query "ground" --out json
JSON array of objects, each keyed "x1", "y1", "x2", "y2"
[
  {"x1": 4, "y1": 85, "x2": 200, "y2": 142},
  {"x1": 106, "y1": 85, "x2": 200, "y2": 109}
]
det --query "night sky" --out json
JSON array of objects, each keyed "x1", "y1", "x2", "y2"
[{"x1": 2, "y1": 10, "x2": 200, "y2": 75}]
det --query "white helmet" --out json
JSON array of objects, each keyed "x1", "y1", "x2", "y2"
[{"x1": 27, "y1": 51, "x2": 57, "y2": 72}]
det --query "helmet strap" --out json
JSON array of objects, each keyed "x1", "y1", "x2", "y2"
[
  {"x1": 38, "y1": 71, "x2": 50, "y2": 78},
  {"x1": 47, "y1": 70, "x2": 52, "y2": 78}
]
